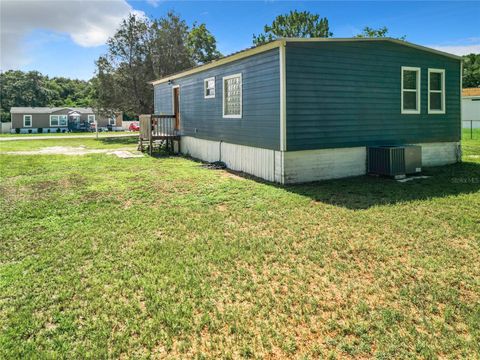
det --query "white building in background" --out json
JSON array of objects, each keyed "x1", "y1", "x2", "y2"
[{"x1": 462, "y1": 88, "x2": 480, "y2": 129}]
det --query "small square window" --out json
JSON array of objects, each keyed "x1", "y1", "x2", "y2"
[
  {"x1": 88, "y1": 115, "x2": 96, "y2": 124},
  {"x1": 204, "y1": 77, "x2": 215, "y2": 98}
]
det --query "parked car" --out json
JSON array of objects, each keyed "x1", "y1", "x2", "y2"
[{"x1": 129, "y1": 122, "x2": 140, "y2": 131}]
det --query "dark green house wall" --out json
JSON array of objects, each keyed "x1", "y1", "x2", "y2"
[
  {"x1": 154, "y1": 49, "x2": 280, "y2": 150},
  {"x1": 285, "y1": 41, "x2": 461, "y2": 151}
]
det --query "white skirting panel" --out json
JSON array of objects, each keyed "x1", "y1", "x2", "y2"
[
  {"x1": 180, "y1": 136, "x2": 220, "y2": 163},
  {"x1": 180, "y1": 136, "x2": 281, "y2": 182},
  {"x1": 283, "y1": 147, "x2": 366, "y2": 184},
  {"x1": 417, "y1": 142, "x2": 460, "y2": 167}
]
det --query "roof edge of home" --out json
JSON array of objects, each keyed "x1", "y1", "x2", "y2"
[{"x1": 149, "y1": 37, "x2": 462, "y2": 86}]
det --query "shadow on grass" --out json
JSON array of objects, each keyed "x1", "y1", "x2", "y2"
[
  {"x1": 98, "y1": 136, "x2": 139, "y2": 146},
  {"x1": 281, "y1": 162, "x2": 480, "y2": 210}
]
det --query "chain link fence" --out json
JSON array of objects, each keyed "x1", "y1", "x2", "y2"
[{"x1": 462, "y1": 120, "x2": 480, "y2": 140}]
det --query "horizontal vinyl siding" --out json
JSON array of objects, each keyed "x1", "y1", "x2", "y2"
[
  {"x1": 286, "y1": 41, "x2": 461, "y2": 151},
  {"x1": 154, "y1": 49, "x2": 280, "y2": 150}
]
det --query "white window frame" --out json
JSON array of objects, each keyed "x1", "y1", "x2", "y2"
[
  {"x1": 88, "y1": 114, "x2": 96, "y2": 124},
  {"x1": 204, "y1": 77, "x2": 215, "y2": 99},
  {"x1": 428, "y1": 68, "x2": 446, "y2": 114},
  {"x1": 109, "y1": 116, "x2": 116, "y2": 126},
  {"x1": 222, "y1": 73, "x2": 242, "y2": 119},
  {"x1": 23, "y1": 115, "x2": 32, "y2": 127},
  {"x1": 401, "y1": 66, "x2": 421, "y2": 114},
  {"x1": 50, "y1": 115, "x2": 68, "y2": 127}
]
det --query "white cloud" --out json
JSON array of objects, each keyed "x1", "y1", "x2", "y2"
[
  {"x1": 428, "y1": 44, "x2": 480, "y2": 56},
  {"x1": 146, "y1": 0, "x2": 161, "y2": 7},
  {"x1": 0, "y1": 0, "x2": 142, "y2": 70}
]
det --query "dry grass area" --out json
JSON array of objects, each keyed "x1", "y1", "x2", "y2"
[{"x1": 0, "y1": 136, "x2": 479, "y2": 359}]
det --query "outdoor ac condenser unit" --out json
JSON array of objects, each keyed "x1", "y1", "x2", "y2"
[{"x1": 367, "y1": 145, "x2": 422, "y2": 178}]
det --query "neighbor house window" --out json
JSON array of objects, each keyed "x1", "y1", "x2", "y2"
[
  {"x1": 50, "y1": 115, "x2": 68, "y2": 127},
  {"x1": 428, "y1": 69, "x2": 445, "y2": 114},
  {"x1": 88, "y1": 115, "x2": 96, "y2": 124},
  {"x1": 204, "y1": 77, "x2": 215, "y2": 98},
  {"x1": 23, "y1": 115, "x2": 32, "y2": 127},
  {"x1": 223, "y1": 73, "x2": 242, "y2": 118},
  {"x1": 109, "y1": 116, "x2": 116, "y2": 126},
  {"x1": 401, "y1": 67, "x2": 421, "y2": 114}
]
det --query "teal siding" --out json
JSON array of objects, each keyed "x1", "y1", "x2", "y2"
[
  {"x1": 286, "y1": 41, "x2": 461, "y2": 151},
  {"x1": 154, "y1": 49, "x2": 280, "y2": 150}
]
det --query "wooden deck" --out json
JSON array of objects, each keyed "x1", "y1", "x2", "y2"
[{"x1": 138, "y1": 114, "x2": 181, "y2": 155}]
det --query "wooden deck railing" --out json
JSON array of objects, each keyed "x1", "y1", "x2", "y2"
[
  {"x1": 139, "y1": 114, "x2": 180, "y2": 154},
  {"x1": 152, "y1": 114, "x2": 177, "y2": 138}
]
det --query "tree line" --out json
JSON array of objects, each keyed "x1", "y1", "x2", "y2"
[{"x1": 1, "y1": 10, "x2": 479, "y2": 122}]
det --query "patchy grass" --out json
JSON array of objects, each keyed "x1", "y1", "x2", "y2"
[{"x1": 0, "y1": 136, "x2": 479, "y2": 359}]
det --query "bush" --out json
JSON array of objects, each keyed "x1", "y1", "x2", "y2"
[
  {"x1": 28, "y1": 129, "x2": 32, "y2": 134},
  {"x1": 62, "y1": 129, "x2": 66, "y2": 133},
  {"x1": 56, "y1": 128, "x2": 61, "y2": 133},
  {"x1": 47, "y1": 129, "x2": 51, "y2": 133},
  {"x1": 15, "y1": 128, "x2": 20, "y2": 134},
  {"x1": 38, "y1": 128, "x2": 43, "y2": 133}
]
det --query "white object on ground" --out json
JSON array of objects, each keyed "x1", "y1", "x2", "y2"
[{"x1": 396, "y1": 175, "x2": 431, "y2": 183}]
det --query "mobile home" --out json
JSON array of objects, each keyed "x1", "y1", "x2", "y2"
[
  {"x1": 151, "y1": 38, "x2": 462, "y2": 183},
  {"x1": 10, "y1": 107, "x2": 122, "y2": 133}
]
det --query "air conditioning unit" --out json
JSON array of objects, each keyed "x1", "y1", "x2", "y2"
[{"x1": 367, "y1": 145, "x2": 422, "y2": 178}]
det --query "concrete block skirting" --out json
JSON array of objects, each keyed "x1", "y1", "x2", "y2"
[
  {"x1": 417, "y1": 142, "x2": 460, "y2": 167},
  {"x1": 180, "y1": 136, "x2": 461, "y2": 184}
]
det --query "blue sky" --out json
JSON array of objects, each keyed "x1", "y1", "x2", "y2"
[{"x1": 1, "y1": 1, "x2": 479, "y2": 80}]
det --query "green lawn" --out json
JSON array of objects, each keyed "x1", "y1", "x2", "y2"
[{"x1": 1, "y1": 136, "x2": 479, "y2": 359}]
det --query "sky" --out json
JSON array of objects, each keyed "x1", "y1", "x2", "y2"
[{"x1": 1, "y1": 0, "x2": 479, "y2": 80}]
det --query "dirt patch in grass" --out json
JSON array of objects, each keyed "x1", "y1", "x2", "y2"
[{"x1": 1, "y1": 146, "x2": 142, "y2": 158}]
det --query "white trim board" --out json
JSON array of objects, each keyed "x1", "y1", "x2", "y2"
[{"x1": 279, "y1": 40, "x2": 287, "y2": 152}]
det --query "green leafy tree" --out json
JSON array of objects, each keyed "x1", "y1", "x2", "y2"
[
  {"x1": 148, "y1": 12, "x2": 193, "y2": 80},
  {"x1": 462, "y1": 53, "x2": 480, "y2": 88},
  {"x1": 253, "y1": 10, "x2": 332, "y2": 46},
  {"x1": 101, "y1": 13, "x2": 152, "y2": 114},
  {"x1": 355, "y1": 26, "x2": 406, "y2": 40},
  {"x1": 187, "y1": 23, "x2": 222, "y2": 64},
  {"x1": 95, "y1": 11, "x2": 221, "y2": 115}
]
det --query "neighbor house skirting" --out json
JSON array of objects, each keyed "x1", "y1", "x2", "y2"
[{"x1": 180, "y1": 137, "x2": 461, "y2": 184}]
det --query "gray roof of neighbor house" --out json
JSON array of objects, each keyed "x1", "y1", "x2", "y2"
[{"x1": 10, "y1": 107, "x2": 94, "y2": 114}]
